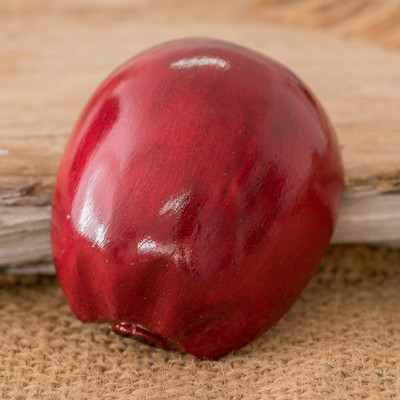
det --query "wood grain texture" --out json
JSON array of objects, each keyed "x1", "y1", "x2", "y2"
[
  {"x1": 1, "y1": 0, "x2": 399, "y2": 273},
  {"x1": 252, "y1": 0, "x2": 400, "y2": 49}
]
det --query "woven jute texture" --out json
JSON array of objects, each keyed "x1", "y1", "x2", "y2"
[{"x1": 1, "y1": 245, "x2": 399, "y2": 399}]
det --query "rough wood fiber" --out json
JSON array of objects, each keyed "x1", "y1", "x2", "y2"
[
  {"x1": 252, "y1": 0, "x2": 400, "y2": 49},
  {"x1": 1, "y1": 0, "x2": 399, "y2": 273}
]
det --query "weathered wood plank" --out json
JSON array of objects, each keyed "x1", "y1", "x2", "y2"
[
  {"x1": 1, "y1": 0, "x2": 399, "y2": 273},
  {"x1": 252, "y1": 0, "x2": 400, "y2": 49},
  {"x1": 332, "y1": 187, "x2": 400, "y2": 248}
]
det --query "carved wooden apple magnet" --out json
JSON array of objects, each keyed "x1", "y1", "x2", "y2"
[{"x1": 51, "y1": 38, "x2": 344, "y2": 360}]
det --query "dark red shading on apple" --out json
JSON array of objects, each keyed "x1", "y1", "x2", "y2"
[{"x1": 51, "y1": 38, "x2": 344, "y2": 360}]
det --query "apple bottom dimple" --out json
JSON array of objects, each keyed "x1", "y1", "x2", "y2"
[{"x1": 109, "y1": 312, "x2": 253, "y2": 360}]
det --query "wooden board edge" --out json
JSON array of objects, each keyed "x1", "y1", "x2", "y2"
[{"x1": 1, "y1": 181, "x2": 399, "y2": 274}]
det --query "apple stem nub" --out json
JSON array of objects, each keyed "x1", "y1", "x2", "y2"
[{"x1": 110, "y1": 322, "x2": 174, "y2": 351}]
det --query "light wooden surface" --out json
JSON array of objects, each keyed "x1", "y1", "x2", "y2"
[
  {"x1": 1, "y1": 0, "x2": 399, "y2": 273},
  {"x1": 253, "y1": 0, "x2": 400, "y2": 50}
]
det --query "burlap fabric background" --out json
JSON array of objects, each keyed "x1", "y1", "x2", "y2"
[{"x1": 1, "y1": 246, "x2": 399, "y2": 399}]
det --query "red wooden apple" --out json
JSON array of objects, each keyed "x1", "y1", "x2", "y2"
[{"x1": 51, "y1": 38, "x2": 343, "y2": 360}]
